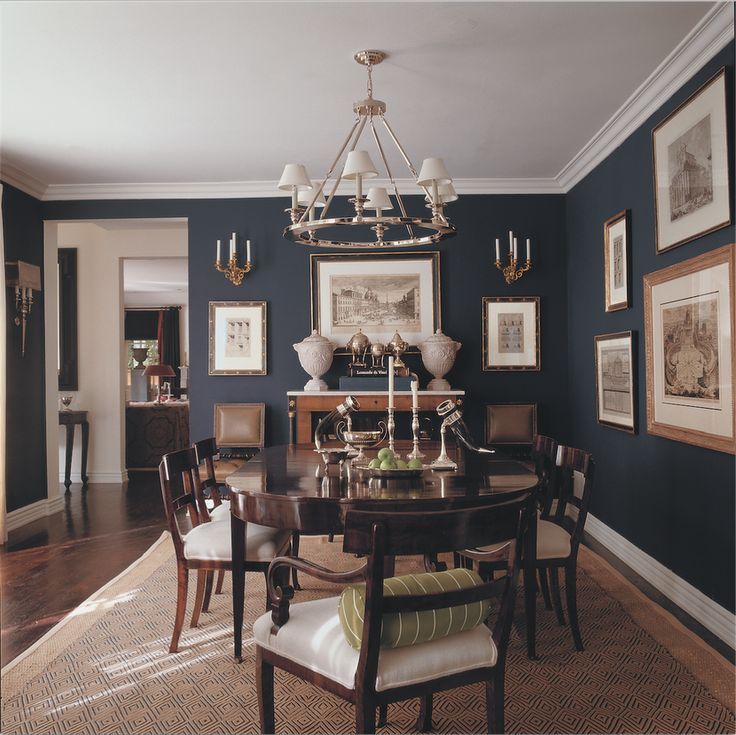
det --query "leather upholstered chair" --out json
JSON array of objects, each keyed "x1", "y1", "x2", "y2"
[
  {"x1": 212, "y1": 402, "x2": 265, "y2": 482},
  {"x1": 485, "y1": 403, "x2": 538, "y2": 457}
]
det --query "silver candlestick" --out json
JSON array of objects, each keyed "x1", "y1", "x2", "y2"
[
  {"x1": 430, "y1": 423, "x2": 457, "y2": 470},
  {"x1": 406, "y1": 407, "x2": 425, "y2": 461},
  {"x1": 387, "y1": 406, "x2": 396, "y2": 454}
]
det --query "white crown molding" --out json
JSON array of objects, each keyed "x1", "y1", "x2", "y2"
[
  {"x1": 0, "y1": 160, "x2": 47, "y2": 200},
  {"x1": 557, "y1": 2, "x2": 734, "y2": 192},
  {"x1": 585, "y1": 513, "x2": 735, "y2": 647}
]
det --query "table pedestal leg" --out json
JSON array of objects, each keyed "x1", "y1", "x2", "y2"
[
  {"x1": 231, "y1": 513, "x2": 246, "y2": 662},
  {"x1": 80, "y1": 420, "x2": 90, "y2": 486},
  {"x1": 64, "y1": 424, "x2": 75, "y2": 492}
]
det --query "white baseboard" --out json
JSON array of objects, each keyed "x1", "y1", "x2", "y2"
[
  {"x1": 6, "y1": 495, "x2": 66, "y2": 532},
  {"x1": 585, "y1": 513, "x2": 735, "y2": 647},
  {"x1": 58, "y1": 471, "x2": 129, "y2": 483}
]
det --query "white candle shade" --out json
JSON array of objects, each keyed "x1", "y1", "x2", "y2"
[
  {"x1": 298, "y1": 184, "x2": 326, "y2": 207},
  {"x1": 365, "y1": 187, "x2": 393, "y2": 211},
  {"x1": 424, "y1": 182, "x2": 458, "y2": 205},
  {"x1": 278, "y1": 164, "x2": 312, "y2": 191},
  {"x1": 342, "y1": 150, "x2": 378, "y2": 180},
  {"x1": 417, "y1": 157, "x2": 451, "y2": 186}
]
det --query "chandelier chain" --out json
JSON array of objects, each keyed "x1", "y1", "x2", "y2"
[{"x1": 366, "y1": 62, "x2": 374, "y2": 99}]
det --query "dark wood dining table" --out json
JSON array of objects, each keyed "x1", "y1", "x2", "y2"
[{"x1": 226, "y1": 443, "x2": 540, "y2": 661}]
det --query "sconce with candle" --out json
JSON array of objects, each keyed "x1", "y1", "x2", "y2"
[
  {"x1": 214, "y1": 232, "x2": 254, "y2": 286},
  {"x1": 494, "y1": 230, "x2": 532, "y2": 285},
  {"x1": 5, "y1": 260, "x2": 42, "y2": 356}
]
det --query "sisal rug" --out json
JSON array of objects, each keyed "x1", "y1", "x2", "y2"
[{"x1": 1, "y1": 533, "x2": 734, "y2": 735}]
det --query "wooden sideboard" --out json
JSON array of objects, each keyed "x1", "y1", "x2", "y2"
[{"x1": 287, "y1": 390, "x2": 465, "y2": 445}]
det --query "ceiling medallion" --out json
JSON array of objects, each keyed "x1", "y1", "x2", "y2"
[{"x1": 278, "y1": 50, "x2": 458, "y2": 249}]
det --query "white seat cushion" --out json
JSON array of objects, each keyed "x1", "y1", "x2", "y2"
[
  {"x1": 183, "y1": 521, "x2": 290, "y2": 562},
  {"x1": 476, "y1": 519, "x2": 571, "y2": 561},
  {"x1": 209, "y1": 501, "x2": 230, "y2": 521},
  {"x1": 253, "y1": 596, "x2": 497, "y2": 692}
]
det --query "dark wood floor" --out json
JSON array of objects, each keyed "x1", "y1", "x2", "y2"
[
  {"x1": 1, "y1": 472, "x2": 732, "y2": 669},
  {"x1": 0, "y1": 473, "x2": 166, "y2": 668}
]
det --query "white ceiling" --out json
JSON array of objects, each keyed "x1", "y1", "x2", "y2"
[
  {"x1": 0, "y1": 1, "x2": 724, "y2": 193},
  {"x1": 123, "y1": 258, "x2": 188, "y2": 297}
]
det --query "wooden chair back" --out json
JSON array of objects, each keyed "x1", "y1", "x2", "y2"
[
  {"x1": 532, "y1": 434, "x2": 559, "y2": 517},
  {"x1": 193, "y1": 437, "x2": 222, "y2": 508},
  {"x1": 554, "y1": 445, "x2": 595, "y2": 553},
  {"x1": 343, "y1": 497, "x2": 529, "y2": 694},
  {"x1": 159, "y1": 447, "x2": 205, "y2": 560}
]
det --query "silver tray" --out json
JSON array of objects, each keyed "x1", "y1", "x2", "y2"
[{"x1": 354, "y1": 465, "x2": 425, "y2": 478}]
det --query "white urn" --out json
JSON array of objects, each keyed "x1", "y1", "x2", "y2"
[
  {"x1": 418, "y1": 330, "x2": 462, "y2": 391},
  {"x1": 294, "y1": 330, "x2": 335, "y2": 391}
]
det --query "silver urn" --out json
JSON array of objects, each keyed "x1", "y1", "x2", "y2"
[
  {"x1": 293, "y1": 330, "x2": 335, "y2": 391},
  {"x1": 418, "y1": 329, "x2": 462, "y2": 390}
]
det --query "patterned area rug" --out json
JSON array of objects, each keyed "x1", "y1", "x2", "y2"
[{"x1": 1, "y1": 533, "x2": 734, "y2": 735}]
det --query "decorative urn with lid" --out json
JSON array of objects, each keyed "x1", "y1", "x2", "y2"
[
  {"x1": 418, "y1": 329, "x2": 462, "y2": 390},
  {"x1": 293, "y1": 330, "x2": 335, "y2": 391}
]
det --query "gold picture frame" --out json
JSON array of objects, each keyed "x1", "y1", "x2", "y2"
[
  {"x1": 594, "y1": 331, "x2": 636, "y2": 433},
  {"x1": 652, "y1": 68, "x2": 731, "y2": 254},
  {"x1": 482, "y1": 296, "x2": 540, "y2": 371},
  {"x1": 644, "y1": 244, "x2": 735, "y2": 453},
  {"x1": 604, "y1": 210, "x2": 630, "y2": 312},
  {"x1": 208, "y1": 301, "x2": 267, "y2": 376}
]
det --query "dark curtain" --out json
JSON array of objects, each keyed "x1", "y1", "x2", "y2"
[
  {"x1": 124, "y1": 310, "x2": 159, "y2": 340},
  {"x1": 158, "y1": 307, "x2": 181, "y2": 391}
]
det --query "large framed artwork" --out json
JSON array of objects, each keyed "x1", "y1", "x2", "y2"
[
  {"x1": 594, "y1": 331, "x2": 636, "y2": 433},
  {"x1": 652, "y1": 68, "x2": 731, "y2": 254},
  {"x1": 482, "y1": 296, "x2": 540, "y2": 371},
  {"x1": 644, "y1": 244, "x2": 735, "y2": 453},
  {"x1": 310, "y1": 251, "x2": 440, "y2": 351},
  {"x1": 603, "y1": 210, "x2": 630, "y2": 312},
  {"x1": 208, "y1": 301, "x2": 267, "y2": 375}
]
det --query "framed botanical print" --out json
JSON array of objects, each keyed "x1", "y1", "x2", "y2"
[
  {"x1": 594, "y1": 331, "x2": 636, "y2": 433},
  {"x1": 652, "y1": 68, "x2": 731, "y2": 254},
  {"x1": 644, "y1": 244, "x2": 735, "y2": 453},
  {"x1": 604, "y1": 210, "x2": 630, "y2": 312},
  {"x1": 208, "y1": 301, "x2": 267, "y2": 375},
  {"x1": 482, "y1": 296, "x2": 540, "y2": 371},
  {"x1": 310, "y1": 251, "x2": 440, "y2": 352}
]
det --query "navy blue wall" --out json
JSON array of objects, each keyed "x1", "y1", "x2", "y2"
[
  {"x1": 42, "y1": 194, "x2": 568, "y2": 447},
  {"x1": 3, "y1": 184, "x2": 47, "y2": 512},
  {"x1": 565, "y1": 43, "x2": 735, "y2": 612}
]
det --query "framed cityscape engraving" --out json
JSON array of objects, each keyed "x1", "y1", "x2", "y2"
[
  {"x1": 594, "y1": 331, "x2": 636, "y2": 432},
  {"x1": 644, "y1": 244, "x2": 735, "y2": 453},
  {"x1": 604, "y1": 210, "x2": 630, "y2": 312},
  {"x1": 482, "y1": 296, "x2": 540, "y2": 371},
  {"x1": 208, "y1": 301, "x2": 267, "y2": 375},
  {"x1": 652, "y1": 68, "x2": 731, "y2": 254},
  {"x1": 310, "y1": 251, "x2": 440, "y2": 352}
]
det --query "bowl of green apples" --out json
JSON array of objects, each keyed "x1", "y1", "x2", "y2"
[{"x1": 364, "y1": 448, "x2": 425, "y2": 477}]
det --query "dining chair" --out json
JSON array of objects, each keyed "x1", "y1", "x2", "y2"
[
  {"x1": 459, "y1": 444, "x2": 594, "y2": 653},
  {"x1": 158, "y1": 447, "x2": 291, "y2": 653},
  {"x1": 485, "y1": 402, "x2": 538, "y2": 458},
  {"x1": 254, "y1": 498, "x2": 529, "y2": 735}
]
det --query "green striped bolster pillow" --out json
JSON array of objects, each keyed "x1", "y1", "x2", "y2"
[{"x1": 337, "y1": 568, "x2": 490, "y2": 650}]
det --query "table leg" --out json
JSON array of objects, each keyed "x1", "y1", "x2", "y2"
[
  {"x1": 524, "y1": 504, "x2": 538, "y2": 660},
  {"x1": 231, "y1": 512, "x2": 247, "y2": 662},
  {"x1": 64, "y1": 423, "x2": 75, "y2": 492},
  {"x1": 80, "y1": 420, "x2": 90, "y2": 486}
]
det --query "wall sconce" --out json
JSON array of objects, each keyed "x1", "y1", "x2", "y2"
[
  {"x1": 214, "y1": 232, "x2": 253, "y2": 286},
  {"x1": 494, "y1": 230, "x2": 532, "y2": 284},
  {"x1": 5, "y1": 260, "x2": 42, "y2": 356}
]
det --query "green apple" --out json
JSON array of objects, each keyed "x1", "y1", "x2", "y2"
[
  {"x1": 380, "y1": 459, "x2": 397, "y2": 470},
  {"x1": 407, "y1": 458, "x2": 423, "y2": 470},
  {"x1": 377, "y1": 447, "x2": 394, "y2": 462},
  {"x1": 368, "y1": 458, "x2": 382, "y2": 469},
  {"x1": 395, "y1": 459, "x2": 408, "y2": 470}
]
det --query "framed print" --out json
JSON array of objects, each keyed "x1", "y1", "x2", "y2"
[
  {"x1": 644, "y1": 244, "x2": 735, "y2": 453},
  {"x1": 482, "y1": 296, "x2": 540, "y2": 371},
  {"x1": 310, "y1": 251, "x2": 440, "y2": 351},
  {"x1": 208, "y1": 301, "x2": 266, "y2": 375},
  {"x1": 604, "y1": 210, "x2": 630, "y2": 312},
  {"x1": 652, "y1": 68, "x2": 731, "y2": 253},
  {"x1": 594, "y1": 331, "x2": 636, "y2": 433}
]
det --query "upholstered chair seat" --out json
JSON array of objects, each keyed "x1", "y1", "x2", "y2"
[
  {"x1": 184, "y1": 521, "x2": 290, "y2": 563},
  {"x1": 253, "y1": 596, "x2": 498, "y2": 692},
  {"x1": 214, "y1": 458, "x2": 247, "y2": 483},
  {"x1": 208, "y1": 500, "x2": 231, "y2": 522},
  {"x1": 477, "y1": 519, "x2": 571, "y2": 561}
]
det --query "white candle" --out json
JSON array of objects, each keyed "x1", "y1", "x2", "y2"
[
  {"x1": 246, "y1": 239, "x2": 252, "y2": 264},
  {"x1": 216, "y1": 239, "x2": 221, "y2": 264},
  {"x1": 356, "y1": 174, "x2": 362, "y2": 201},
  {"x1": 508, "y1": 230, "x2": 513, "y2": 255},
  {"x1": 230, "y1": 233, "x2": 236, "y2": 259},
  {"x1": 411, "y1": 378, "x2": 419, "y2": 410},
  {"x1": 387, "y1": 356, "x2": 395, "y2": 409},
  {"x1": 526, "y1": 238, "x2": 531, "y2": 261},
  {"x1": 495, "y1": 238, "x2": 500, "y2": 262},
  {"x1": 291, "y1": 186, "x2": 298, "y2": 210},
  {"x1": 513, "y1": 237, "x2": 518, "y2": 262}
]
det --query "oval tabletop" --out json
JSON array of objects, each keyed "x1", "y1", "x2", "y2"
[{"x1": 226, "y1": 444, "x2": 539, "y2": 534}]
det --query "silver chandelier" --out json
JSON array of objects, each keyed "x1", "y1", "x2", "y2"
[{"x1": 278, "y1": 50, "x2": 458, "y2": 249}]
